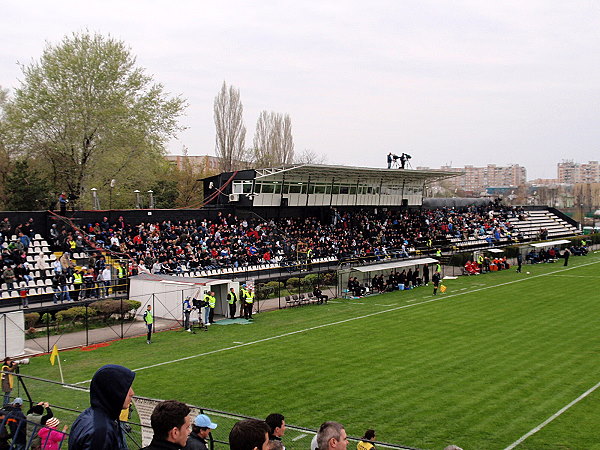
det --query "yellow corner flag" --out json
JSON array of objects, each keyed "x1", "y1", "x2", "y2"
[
  {"x1": 50, "y1": 344, "x2": 59, "y2": 366},
  {"x1": 440, "y1": 285, "x2": 447, "y2": 293}
]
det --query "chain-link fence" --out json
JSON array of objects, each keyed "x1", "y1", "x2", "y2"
[{"x1": 4, "y1": 372, "x2": 420, "y2": 450}]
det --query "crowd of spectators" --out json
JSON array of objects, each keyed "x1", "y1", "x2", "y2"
[
  {"x1": 0, "y1": 218, "x2": 39, "y2": 299},
  {"x1": 45, "y1": 203, "x2": 517, "y2": 275}
]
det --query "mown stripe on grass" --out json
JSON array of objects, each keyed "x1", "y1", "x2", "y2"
[
  {"x1": 73, "y1": 257, "x2": 600, "y2": 386},
  {"x1": 503, "y1": 380, "x2": 600, "y2": 449}
]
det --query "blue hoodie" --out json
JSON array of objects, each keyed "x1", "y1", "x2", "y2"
[{"x1": 69, "y1": 365, "x2": 135, "y2": 450}]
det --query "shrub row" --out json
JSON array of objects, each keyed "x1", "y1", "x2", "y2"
[{"x1": 24, "y1": 300, "x2": 142, "y2": 329}]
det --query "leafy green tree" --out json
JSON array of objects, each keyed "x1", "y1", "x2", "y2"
[
  {"x1": 150, "y1": 179, "x2": 179, "y2": 209},
  {"x1": 4, "y1": 159, "x2": 52, "y2": 210},
  {"x1": 2, "y1": 32, "x2": 186, "y2": 206}
]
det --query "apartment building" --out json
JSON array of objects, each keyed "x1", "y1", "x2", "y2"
[
  {"x1": 438, "y1": 164, "x2": 527, "y2": 192},
  {"x1": 557, "y1": 160, "x2": 600, "y2": 184}
]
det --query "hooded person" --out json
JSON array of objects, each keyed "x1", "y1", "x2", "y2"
[{"x1": 68, "y1": 365, "x2": 135, "y2": 450}]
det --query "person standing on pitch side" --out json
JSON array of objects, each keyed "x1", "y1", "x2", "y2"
[
  {"x1": 143, "y1": 305, "x2": 153, "y2": 344},
  {"x1": 227, "y1": 287, "x2": 237, "y2": 319},
  {"x1": 432, "y1": 271, "x2": 441, "y2": 296}
]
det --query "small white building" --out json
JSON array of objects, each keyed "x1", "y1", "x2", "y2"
[
  {"x1": 1, "y1": 311, "x2": 25, "y2": 358},
  {"x1": 129, "y1": 273, "x2": 239, "y2": 321}
]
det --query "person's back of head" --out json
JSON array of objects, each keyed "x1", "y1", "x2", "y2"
[
  {"x1": 150, "y1": 400, "x2": 191, "y2": 444},
  {"x1": 229, "y1": 419, "x2": 270, "y2": 450},
  {"x1": 317, "y1": 421, "x2": 346, "y2": 450},
  {"x1": 267, "y1": 440, "x2": 284, "y2": 450},
  {"x1": 265, "y1": 413, "x2": 285, "y2": 438},
  {"x1": 362, "y1": 429, "x2": 375, "y2": 441}
]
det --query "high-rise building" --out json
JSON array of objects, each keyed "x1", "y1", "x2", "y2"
[
  {"x1": 438, "y1": 164, "x2": 526, "y2": 193},
  {"x1": 557, "y1": 160, "x2": 600, "y2": 184}
]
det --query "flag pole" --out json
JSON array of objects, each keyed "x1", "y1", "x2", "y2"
[{"x1": 56, "y1": 352, "x2": 64, "y2": 384}]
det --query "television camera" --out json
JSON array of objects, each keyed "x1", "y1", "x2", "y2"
[
  {"x1": 184, "y1": 296, "x2": 208, "y2": 332},
  {"x1": 390, "y1": 152, "x2": 412, "y2": 169}
]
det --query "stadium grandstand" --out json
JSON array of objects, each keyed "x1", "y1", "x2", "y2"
[
  {"x1": 0, "y1": 164, "x2": 584, "y2": 311},
  {"x1": 0, "y1": 163, "x2": 593, "y2": 450}
]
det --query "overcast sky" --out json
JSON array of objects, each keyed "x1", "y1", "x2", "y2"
[{"x1": 2, "y1": 0, "x2": 599, "y2": 179}]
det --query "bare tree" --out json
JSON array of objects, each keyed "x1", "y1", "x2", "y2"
[
  {"x1": 281, "y1": 114, "x2": 294, "y2": 164},
  {"x1": 252, "y1": 111, "x2": 294, "y2": 167},
  {"x1": 294, "y1": 148, "x2": 327, "y2": 164},
  {"x1": 214, "y1": 81, "x2": 246, "y2": 172}
]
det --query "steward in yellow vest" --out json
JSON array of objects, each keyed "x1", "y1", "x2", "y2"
[
  {"x1": 73, "y1": 270, "x2": 83, "y2": 301},
  {"x1": 204, "y1": 291, "x2": 216, "y2": 324},
  {"x1": 357, "y1": 430, "x2": 376, "y2": 450},
  {"x1": 243, "y1": 288, "x2": 255, "y2": 320}
]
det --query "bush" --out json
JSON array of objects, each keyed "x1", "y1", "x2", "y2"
[
  {"x1": 321, "y1": 271, "x2": 338, "y2": 285},
  {"x1": 90, "y1": 299, "x2": 139, "y2": 322},
  {"x1": 286, "y1": 277, "x2": 300, "y2": 289},
  {"x1": 265, "y1": 281, "x2": 281, "y2": 291},
  {"x1": 56, "y1": 306, "x2": 97, "y2": 323},
  {"x1": 255, "y1": 281, "x2": 282, "y2": 300},
  {"x1": 301, "y1": 274, "x2": 320, "y2": 289},
  {"x1": 125, "y1": 300, "x2": 142, "y2": 311},
  {"x1": 24, "y1": 312, "x2": 40, "y2": 329}
]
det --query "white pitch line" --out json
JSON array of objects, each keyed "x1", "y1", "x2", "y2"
[
  {"x1": 73, "y1": 258, "x2": 600, "y2": 386},
  {"x1": 503, "y1": 380, "x2": 600, "y2": 449},
  {"x1": 547, "y1": 274, "x2": 598, "y2": 278},
  {"x1": 292, "y1": 434, "x2": 309, "y2": 441}
]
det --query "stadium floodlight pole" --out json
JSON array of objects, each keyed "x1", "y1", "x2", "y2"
[
  {"x1": 90, "y1": 188, "x2": 100, "y2": 210},
  {"x1": 148, "y1": 190, "x2": 155, "y2": 209},
  {"x1": 134, "y1": 190, "x2": 141, "y2": 209}
]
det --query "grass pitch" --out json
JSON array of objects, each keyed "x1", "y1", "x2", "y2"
[{"x1": 20, "y1": 251, "x2": 600, "y2": 449}]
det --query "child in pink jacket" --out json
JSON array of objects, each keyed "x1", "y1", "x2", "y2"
[{"x1": 37, "y1": 417, "x2": 67, "y2": 450}]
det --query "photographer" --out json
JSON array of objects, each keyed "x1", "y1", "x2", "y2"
[
  {"x1": 183, "y1": 297, "x2": 193, "y2": 332},
  {"x1": 1, "y1": 358, "x2": 16, "y2": 406}
]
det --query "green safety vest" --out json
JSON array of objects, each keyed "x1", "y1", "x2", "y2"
[
  {"x1": 205, "y1": 295, "x2": 216, "y2": 308},
  {"x1": 436, "y1": 263, "x2": 441, "y2": 273},
  {"x1": 227, "y1": 292, "x2": 237, "y2": 304},
  {"x1": 117, "y1": 266, "x2": 124, "y2": 278},
  {"x1": 240, "y1": 288, "x2": 247, "y2": 300},
  {"x1": 73, "y1": 273, "x2": 83, "y2": 284},
  {"x1": 144, "y1": 310, "x2": 153, "y2": 324},
  {"x1": 435, "y1": 249, "x2": 442, "y2": 257},
  {"x1": 246, "y1": 291, "x2": 255, "y2": 304}
]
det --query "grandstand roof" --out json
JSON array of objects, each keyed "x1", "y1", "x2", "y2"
[
  {"x1": 132, "y1": 273, "x2": 225, "y2": 285},
  {"x1": 530, "y1": 239, "x2": 571, "y2": 248},
  {"x1": 353, "y1": 257, "x2": 439, "y2": 273},
  {"x1": 254, "y1": 164, "x2": 461, "y2": 183}
]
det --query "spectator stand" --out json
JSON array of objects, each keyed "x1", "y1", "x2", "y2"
[{"x1": 338, "y1": 257, "x2": 439, "y2": 299}]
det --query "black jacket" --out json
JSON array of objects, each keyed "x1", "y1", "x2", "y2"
[
  {"x1": 68, "y1": 365, "x2": 135, "y2": 450},
  {"x1": 143, "y1": 438, "x2": 183, "y2": 450}
]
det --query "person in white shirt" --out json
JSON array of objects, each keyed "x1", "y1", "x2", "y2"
[{"x1": 101, "y1": 267, "x2": 112, "y2": 297}]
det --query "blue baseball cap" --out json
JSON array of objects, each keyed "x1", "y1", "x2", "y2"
[{"x1": 194, "y1": 414, "x2": 217, "y2": 429}]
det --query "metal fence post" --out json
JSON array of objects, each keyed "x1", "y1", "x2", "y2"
[
  {"x1": 85, "y1": 303, "x2": 89, "y2": 346},
  {"x1": 46, "y1": 311, "x2": 50, "y2": 353}
]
